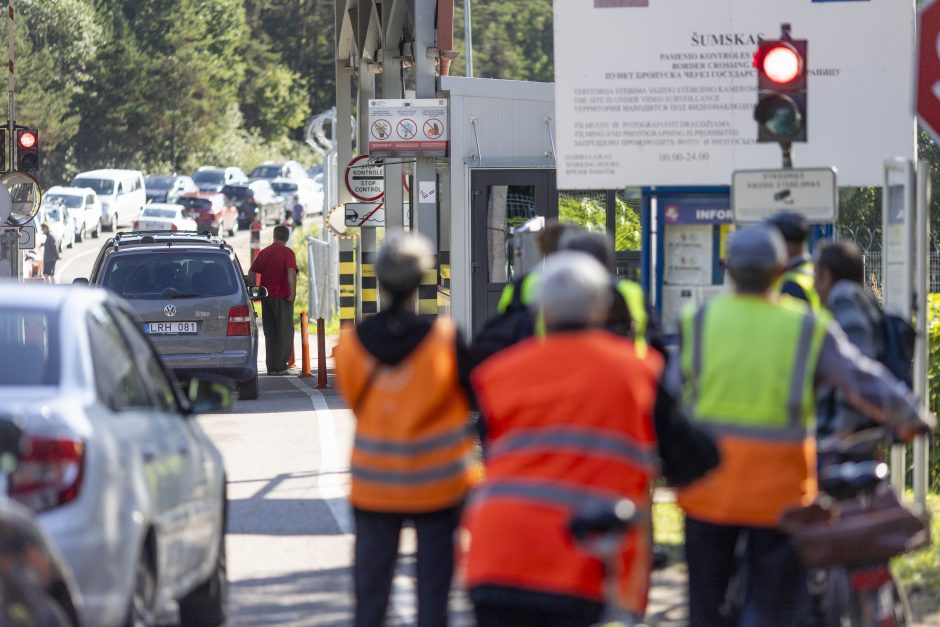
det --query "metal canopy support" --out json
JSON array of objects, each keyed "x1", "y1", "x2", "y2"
[
  {"x1": 358, "y1": 45, "x2": 379, "y2": 317},
  {"x1": 337, "y1": 0, "x2": 358, "y2": 324},
  {"x1": 382, "y1": 0, "x2": 405, "y2": 234},
  {"x1": 414, "y1": 0, "x2": 439, "y2": 316}
]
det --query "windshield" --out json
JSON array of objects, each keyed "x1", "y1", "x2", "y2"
[
  {"x1": 0, "y1": 308, "x2": 60, "y2": 386},
  {"x1": 271, "y1": 182, "x2": 298, "y2": 194},
  {"x1": 142, "y1": 208, "x2": 178, "y2": 219},
  {"x1": 72, "y1": 178, "x2": 115, "y2": 196},
  {"x1": 251, "y1": 165, "x2": 281, "y2": 179},
  {"x1": 193, "y1": 171, "x2": 224, "y2": 184},
  {"x1": 146, "y1": 176, "x2": 174, "y2": 190},
  {"x1": 101, "y1": 251, "x2": 240, "y2": 300},
  {"x1": 44, "y1": 194, "x2": 83, "y2": 209},
  {"x1": 222, "y1": 185, "x2": 251, "y2": 199}
]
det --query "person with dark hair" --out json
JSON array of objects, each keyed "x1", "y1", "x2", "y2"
[
  {"x1": 767, "y1": 211, "x2": 821, "y2": 310},
  {"x1": 814, "y1": 239, "x2": 882, "y2": 443},
  {"x1": 334, "y1": 233, "x2": 477, "y2": 627},
  {"x1": 678, "y1": 226, "x2": 932, "y2": 626},
  {"x1": 248, "y1": 224, "x2": 297, "y2": 374},
  {"x1": 40, "y1": 223, "x2": 59, "y2": 283}
]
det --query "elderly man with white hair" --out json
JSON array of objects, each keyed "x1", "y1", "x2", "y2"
[{"x1": 463, "y1": 251, "x2": 719, "y2": 627}]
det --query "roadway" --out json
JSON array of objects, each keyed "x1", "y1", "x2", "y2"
[{"x1": 51, "y1": 224, "x2": 688, "y2": 626}]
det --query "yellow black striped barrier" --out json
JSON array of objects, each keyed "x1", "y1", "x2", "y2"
[
  {"x1": 418, "y1": 258, "x2": 438, "y2": 317},
  {"x1": 339, "y1": 247, "x2": 357, "y2": 323},
  {"x1": 361, "y1": 250, "x2": 378, "y2": 318}
]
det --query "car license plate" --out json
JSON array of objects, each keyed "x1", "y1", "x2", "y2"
[{"x1": 146, "y1": 321, "x2": 198, "y2": 335}]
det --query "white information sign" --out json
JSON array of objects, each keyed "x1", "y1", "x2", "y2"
[
  {"x1": 554, "y1": 0, "x2": 914, "y2": 188},
  {"x1": 882, "y1": 159, "x2": 914, "y2": 317},
  {"x1": 2, "y1": 225, "x2": 35, "y2": 249},
  {"x1": 663, "y1": 224, "x2": 713, "y2": 285},
  {"x1": 368, "y1": 99, "x2": 449, "y2": 157},
  {"x1": 344, "y1": 203, "x2": 386, "y2": 228},
  {"x1": 732, "y1": 168, "x2": 837, "y2": 223}
]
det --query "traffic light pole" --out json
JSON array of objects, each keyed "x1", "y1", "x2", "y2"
[
  {"x1": 6, "y1": 1, "x2": 14, "y2": 174},
  {"x1": 781, "y1": 141, "x2": 793, "y2": 169}
]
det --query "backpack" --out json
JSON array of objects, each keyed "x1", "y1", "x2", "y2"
[
  {"x1": 468, "y1": 278, "x2": 535, "y2": 371},
  {"x1": 877, "y1": 308, "x2": 916, "y2": 387}
]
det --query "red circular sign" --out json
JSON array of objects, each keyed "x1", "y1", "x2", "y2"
[
  {"x1": 344, "y1": 154, "x2": 384, "y2": 202},
  {"x1": 918, "y1": 0, "x2": 940, "y2": 144}
]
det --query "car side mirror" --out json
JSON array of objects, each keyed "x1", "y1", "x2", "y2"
[
  {"x1": 248, "y1": 285, "x2": 268, "y2": 300},
  {"x1": 185, "y1": 374, "x2": 234, "y2": 414},
  {"x1": 72, "y1": 277, "x2": 89, "y2": 285}
]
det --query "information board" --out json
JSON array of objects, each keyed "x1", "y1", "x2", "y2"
[
  {"x1": 732, "y1": 168, "x2": 837, "y2": 223},
  {"x1": 882, "y1": 160, "x2": 915, "y2": 317},
  {"x1": 368, "y1": 99, "x2": 449, "y2": 157},
  {"x1": 554, "y1": 0, "x2": 914, "y2": 188}
]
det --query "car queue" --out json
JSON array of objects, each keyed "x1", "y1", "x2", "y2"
[
  {"x1": 23, "y1": 161, "x2": 323, "y2": 281},
  {"x1": 1, "y1": 159, "x2": 320, "y2": 626}
]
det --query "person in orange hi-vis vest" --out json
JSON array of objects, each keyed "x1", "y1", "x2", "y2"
[
  {"x1": 335, "y1": 233, "x2": 478, "y2": 627},
  {"x1": 463, "y1": 251, "x2": 719, "y2": 627}
]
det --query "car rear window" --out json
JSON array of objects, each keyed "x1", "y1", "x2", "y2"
[
  {"x1": 178, "y1": 197, "x2": 212, "y2": 211},
  {"x1": 101, "y1": 252, "x2": 240, "y2": 300},
  {"x1": 0, "y1": 308, "x2": 59, "y2": 386},
  {"x1": 72, "y1": 178, "x2": 114, "y2": 196},
  {"x1": 44, "y1": 194, "x2": 83, "y2": 209},
  {"x1": 222, "y1": 185, "x2": 251, "y2": 199},
  {"x1": 141, "y1": 208, "x2": 178, "y2": 219},
  {"x1": 251, "y1": 165, "x2": 282, "y2": 179},
  {"x1": 193, "y1": 171, "x2": 224, "y2": 184},
  {"x1": 271, "y1": 182, "x2": 298, "y2": 194}
]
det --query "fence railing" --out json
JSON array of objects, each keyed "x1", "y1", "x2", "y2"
[{"x1": 860, "y1": 251, "x2": 940, "y2": 295}]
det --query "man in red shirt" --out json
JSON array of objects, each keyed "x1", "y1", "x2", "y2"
[{"x1": 249, "y1": 224, "x2": 298, "y2": 374}]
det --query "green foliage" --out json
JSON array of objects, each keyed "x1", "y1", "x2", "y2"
[
  {"x1": 558, "y1": 194, "x2": 641, "y2": 251},
  {"x1": 892, "y1": 494, "x2": 940, "y2": 618}
]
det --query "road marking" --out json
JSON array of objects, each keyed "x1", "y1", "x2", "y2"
[
  {"x1": 285, "y1": 376, "x2": 416, "y2": 624},
  {"x1": 55, "y1": 241, "x2": 102, "y2": 281}
]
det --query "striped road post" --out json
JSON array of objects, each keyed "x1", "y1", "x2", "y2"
[{"x1": 339, "y1": 239, "x2": 357, "y2": 324}]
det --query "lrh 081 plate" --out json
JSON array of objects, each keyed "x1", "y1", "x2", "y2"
[{"x1": 146, "y1": 321, "x2": 198, "y2": 335}]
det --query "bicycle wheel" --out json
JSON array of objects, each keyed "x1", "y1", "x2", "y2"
[
  {"x1": 820, "y1": 568, "x2": 853, "y2": 627},
  {"x1": 849, "y1": 576, "x2": 910, "y2": 627}
]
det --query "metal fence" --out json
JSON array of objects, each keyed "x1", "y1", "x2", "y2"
[{"x1": 305, "y1": 234, "x2": 339, "y2": 321}]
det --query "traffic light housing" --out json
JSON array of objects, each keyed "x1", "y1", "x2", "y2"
[
  {"x1": 16, "y1": 128, "x2": 39, "y2": 171},
  {"x1": 754, "y1": 37, "x2": 808, "y2": 143}
]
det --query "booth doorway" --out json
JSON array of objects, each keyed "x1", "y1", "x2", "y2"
[{"x1": 470, "y1": 169, "x2": 557, "y2": 331}]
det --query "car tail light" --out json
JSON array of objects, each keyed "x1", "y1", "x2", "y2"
[
  {"x1": 227, "y1": 305, "x2": 251, "y2": 336},
  {"x1": 170, "y1": 223, "x2": 178, "y2": 231},
  {"x1": 132, "y1": 221, "x2": 139, "y2": 229},
  {"x1": 850, "y1": 566, "x2": 893, "y2": 591},
  {"x1": 11, "y1": 436, "x2": 85, "y2": 513}
]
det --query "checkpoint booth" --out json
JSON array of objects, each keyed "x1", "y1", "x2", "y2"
[{"x1": 439, "y1": 76, "x2": 559, "y2": 333}]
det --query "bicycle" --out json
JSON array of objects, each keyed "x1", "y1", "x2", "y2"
[
  {"x1": 801, "y1": 428, "x2": 917, "y2": 627},
  {"x1": 568, "y1": 498, "x2": 650, "y2": 627}
]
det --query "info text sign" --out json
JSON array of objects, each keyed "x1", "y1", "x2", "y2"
[
  {"x1": 554, "y1": 0, "x2": 914, "y2": 189},
  {"x1": 732, "y1": 168, "x2": 837, "y2": 223}
]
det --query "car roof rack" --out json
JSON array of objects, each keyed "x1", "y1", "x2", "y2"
[{"x1": 109, "y1": 230, "x2": 229, "y2": 250}]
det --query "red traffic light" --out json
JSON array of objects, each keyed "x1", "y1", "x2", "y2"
[
  {"x1": 755, "y1": 43, "x2": 803, "y2": 85},
  {"x1": 17, "y1": 130, "x2": 37, "y2": 149}
]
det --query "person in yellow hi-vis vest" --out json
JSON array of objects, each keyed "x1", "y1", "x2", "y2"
[
  {"x1": 678, "y1": 225, "x2": 932, "y2": 627},
  {"x1": 767, "y1": 211, "x2": 821, "y2": 311},
  {"x1": 335, "y1": 233, "x2": 477, "y2": 627}
]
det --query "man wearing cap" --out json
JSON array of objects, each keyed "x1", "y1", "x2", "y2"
[
  {"x1": 767, "y1": 210, "x2": 821, "y2": 310},
  {"x1": 678, "y1": 225, "x2": 933, "y2": 626}
]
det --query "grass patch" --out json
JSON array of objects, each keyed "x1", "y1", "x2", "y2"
[
  {"x1": 893, "y1": 494, "x2": 940, "y2": 618},
  {"x1": 653, "y1": 500, "x2": 685, "y2": 565}
]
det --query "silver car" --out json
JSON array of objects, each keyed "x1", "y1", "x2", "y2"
[
  {"x1": 0, "y1": 284, "x2": 229, "y2": 627},
  {"x1": 86, "y1": 232, "x2": 265, "y2": 400}
]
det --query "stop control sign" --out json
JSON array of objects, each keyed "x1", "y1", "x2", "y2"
[{"x1": 918, "y1": 0, "x2": 940, "y2": 143}]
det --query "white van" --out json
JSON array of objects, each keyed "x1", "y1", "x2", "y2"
[{"x1": 70, "y1": 169, "x2": 146, "y2": 231}]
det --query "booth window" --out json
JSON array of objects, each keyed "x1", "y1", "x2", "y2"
[
  {"x1": 487, "y1": 184, "x2": 536, "y2": 283},
  {"x1": 558, "y1": 190, "x2": 641, "y2": 252}
]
